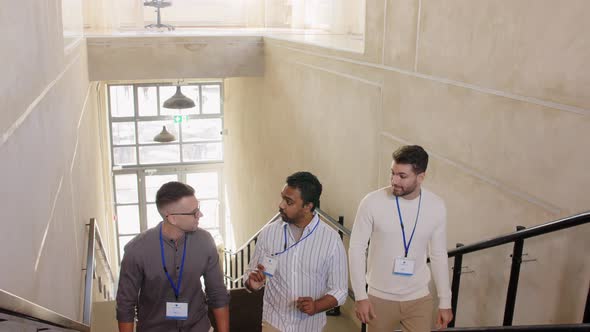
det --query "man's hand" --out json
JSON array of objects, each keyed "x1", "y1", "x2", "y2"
[
  {"x1": 436, "y1": 308, "x2": 453, "y2": 329},
  {"x1": 212, "y1": 306, "x2": 230, "y2": 332},
  {"x1": 355, "y1": 299, "x2": 376, "y2": 324},
  {"x1": 118, "y1": 322, "x2": 134, "y2": 332},
  {"x1": 246, "y1": 264, "x2": 266, "y2": 291},
  {"x1": 296, "y1": 297, "x2": 316, "y2": 316}
]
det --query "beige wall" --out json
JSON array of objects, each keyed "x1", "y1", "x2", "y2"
[
  {"x1": 0, "y1": 1, "x2": 117, "y2": 322},
  {"x1": 86, "y1": 36, "x2": 265, "y2": 81},
  {"x1": 224, "y1": 0, "x2": 590, "y2": 327}
]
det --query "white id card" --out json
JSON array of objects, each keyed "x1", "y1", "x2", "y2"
[
  {"x1": 262, "y1": 255, "x2": 278, "y2": 277},
  {"x1": 166, "y1": 302, "x2": 188, "y2": 320},
  {"x1": 393, "y1": 257, "x2": 415, "y2": 276}
]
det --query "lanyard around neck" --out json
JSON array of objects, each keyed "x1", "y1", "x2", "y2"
[
  {"x1": 159, "y1": 224, "x2": 187, "y2": 300},
  {"x1": 395, "y1": 192, "x2": 422, "y2": 257},
  {"x1": 273, "y1": 217, "x2": 320, "y2": 256}
]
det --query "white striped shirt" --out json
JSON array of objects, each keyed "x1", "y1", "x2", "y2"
[{"x1": 245, "y1": 213, "x2": 348, "y2": 332}]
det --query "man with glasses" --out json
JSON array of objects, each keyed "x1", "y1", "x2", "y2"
[
  {"x1": 116, "y1": 181, "x2": 229, "y2": 332},
  {"x1": 244, "y1": 172, "x2": 348, "y2": 332}
]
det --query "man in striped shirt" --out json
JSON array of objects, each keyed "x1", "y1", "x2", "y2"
[{"x1": 244, "y1": 171, "x2": 348, "y2": 332}]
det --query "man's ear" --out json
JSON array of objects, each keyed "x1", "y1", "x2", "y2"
[
  {"x1": 417, "y1": 172, "x2": 426, "y2": 184},
  {"x1": 303, "y1": 201, "x2": 314, "y2": 213}
]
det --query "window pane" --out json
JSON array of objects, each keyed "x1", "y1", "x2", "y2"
[
  {"x1": 160, "y1": 86, "x2": 198, "y2": 115},
  {"x1": 181, "y1": 118, "x2": 222, "y2": 142},
  {"x1": 147, "y1": 203, "x2": 162, "y2": 229},
  {"x1": 143, "y1": 1, "x2": 246, "y2": 26},
  {"x1": 202, "y1": 85, "x2": 221, "y2": 114},
  {"x1": 182, "y1": 85, "x2": 199, "y2": 115},
  {"x1": 116, "y1": 205, "x2": 140, "y2": 234},
  {"x1": 199, "y1": 200, "x2": 219, "y2": 229},
  {"x1": 112, "y1": 122, "x2": 136, "y2": 145},
  {"x1": 139, "y1": 145, "x2": 180, "y2": 164},
  {"x1": 183, "y1": 142, "x2": 222, "y2": 162},
  {"x1": 118, "y1": 235, "x2": 136, "y2": 262},
  {"x1": 137, "y1": 86, "x2": 158, "y2": 116},
  {"x1": 109, "y1": 85, "x2": 134, "y2": 117},
  {"x1": 115, "y1": 174, "x2": 138, "y2": 204},
  {"x1": 186, "y1": 172, "x2": 218, "y2": 199},
  {"x1": 145, "y1": 174, "x2": 178, "y2": 202},
  {"x1": 113, "y1": 147, "x2": 137, "y2": 166},
  {"x1": 138, "y1": 120, "x2": 179, "y2": 144}
]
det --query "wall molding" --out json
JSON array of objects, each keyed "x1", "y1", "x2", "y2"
[
  {"x1": 414, "y1": 0, "x2": 423, "y2": 72},
  {"x1": 1, "y1": 52, "x2": 83, "y2": 149},
  {"x1": 291, "y1": 60, "x2": 383, "y2": 88},
  {"x1": 34, "y1": 175, "x2": 64, "y2": 272},
  {"x1": 380, "y1": 131, "x2": 562, "y2": 215},
  {"x1": 269, "y1": 42, "x2": 590, "y2": 116}
]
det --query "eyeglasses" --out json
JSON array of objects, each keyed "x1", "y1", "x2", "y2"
[{"x1": 168, "y1": 207, "x2": 201, "y2": 218}]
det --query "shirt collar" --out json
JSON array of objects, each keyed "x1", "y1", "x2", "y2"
[{"x1": 282, "y1": 212, "x2": 320, "y2": 234}]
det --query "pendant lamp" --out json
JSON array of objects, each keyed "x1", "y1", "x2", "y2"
[
  {"x1": 163, "y1": 86, "x2": 195, "y2": 109},
  {"x1": 153, "y1": 126, "x2": 176, "y2": 142}
]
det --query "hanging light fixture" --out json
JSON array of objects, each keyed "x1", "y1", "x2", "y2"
[
  {"x1": 163, "y1": 86, "x2": 195, "y2": 109},
  {"x1": 153, "y1": 126, "x2": 176, "y2": 142}
]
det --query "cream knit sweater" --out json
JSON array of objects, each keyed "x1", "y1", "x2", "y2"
[{"x1": 349, "y1": 186, "x2": 452, "y2": 308}]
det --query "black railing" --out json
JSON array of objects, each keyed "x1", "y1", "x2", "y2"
[
  {"x1": 222, "y1": 209, "x2": 350, "y2": 300},
  {"x1": 223, "y1": 213, "x2": 281, "y2": 289},
  {"x1": 439, "y1": 324, "x2": 590, "y2": 331},
  {"x1": 223, "y1": 210, "x2": 590, "y2": 331},
  {"x1": 447, "y1": 211, "x2": 590, "y2": 327}
]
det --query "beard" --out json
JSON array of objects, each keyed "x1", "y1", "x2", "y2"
[
  {"x1": 279, "y1": 210, "x2": 295, "y2": 224},
  {"x1": 392, "y1": 183, "x2": 418, "y2": 197}
]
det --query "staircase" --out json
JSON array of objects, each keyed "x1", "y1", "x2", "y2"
[{"x1": 222, "y1": 210, "x2": 590, "y2": 332}]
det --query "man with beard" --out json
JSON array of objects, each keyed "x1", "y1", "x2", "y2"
[
  {"x1": 244, "y1": 171, "x2": 348, "y2": 332},
  {"x1": 349, "y1": 145, "x2": 453, "y2": 332},
  {"x1": 116, "y1": 181, "x2": 229, "y2": 332}
]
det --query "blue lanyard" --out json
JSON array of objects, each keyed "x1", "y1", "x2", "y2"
[
  {"x1": 273, "y1": 217, "x2": 320, "y2": 256},
  {"x1": 395, "y1": 192, "x2": 422, "y2": 257},
  {"x1": 159, "y1": 225, "x2": 187, "y2": 300}
]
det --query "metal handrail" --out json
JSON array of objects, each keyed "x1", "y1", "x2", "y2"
[
  {"x1": 447, "y1": 211, "x2": 590, "y2": 327},
  {"x1": 0, "y1": 289, "x2": 90, "y2": 331},
  {"x1": 223, "y1": 210, "x2": 350, "y2": 289},
  {"x1": 448, "y1": 211, "x2": 590, "y2": 258},
  {"x1": 93, "y1": 219, "x2": 116, "y2": 286},
  {"x1": 437, "y1": 324, "x2": 590, "y2": 331},
  {"x1": 223, "y1": 213, "x2": 281, "y2": 255},
  {"x1": 317, "y1": 208, "x2": 352, "y2": 236},
  {"x1": 0, "y1": 217, "x2": 117, "y2": 331},
  {"x1": 83, "y1": 218, "x2": 116, "y2": 325}
]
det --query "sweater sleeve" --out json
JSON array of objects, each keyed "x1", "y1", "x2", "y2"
[
  {"x1": 428, "y1": 202, "x2": 452, "y2": 308},
  {"x1": 348, "y1": 195, "x2": 373, "y2": 301}
]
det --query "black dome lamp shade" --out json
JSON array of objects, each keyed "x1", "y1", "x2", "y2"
[
  {"x1": 153, "y1": 126, "x2": 176, "y2": 142},
  {"x1": 163, "y1": 86, "x2": 195, "y2": 109}
]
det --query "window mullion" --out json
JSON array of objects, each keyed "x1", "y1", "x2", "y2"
[
  {"x1": 137, "y1": 170, "x2": 148, "y2": 232},
  {"x1": 133, "y1": 85, "x2": 140, "y2": 165}
]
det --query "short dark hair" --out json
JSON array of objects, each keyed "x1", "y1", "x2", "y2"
[
  {"x1": 392, "y1": 145, "x2": 429, "y2": 174},
  {"x1": 286, "y1": 171, "x2": 322, "y2": 211},
  {"x1": 156, "y1": 181, "x2": 195, "y2": 211}
]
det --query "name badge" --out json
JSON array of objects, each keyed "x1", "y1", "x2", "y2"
[
  {"x1": 393, "y1": 257, "x2": 415, "y2": 276},
  {"x1": 262, "y1": 255, "x2": 278, "y2": 277},
  {"x1": 166, "y1": 302, "x2": 188, "y2": 320}
]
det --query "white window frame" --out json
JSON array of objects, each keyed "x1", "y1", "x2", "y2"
[{"x1": 107, "y1": 82, "x2": 225, "y2": 263}]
